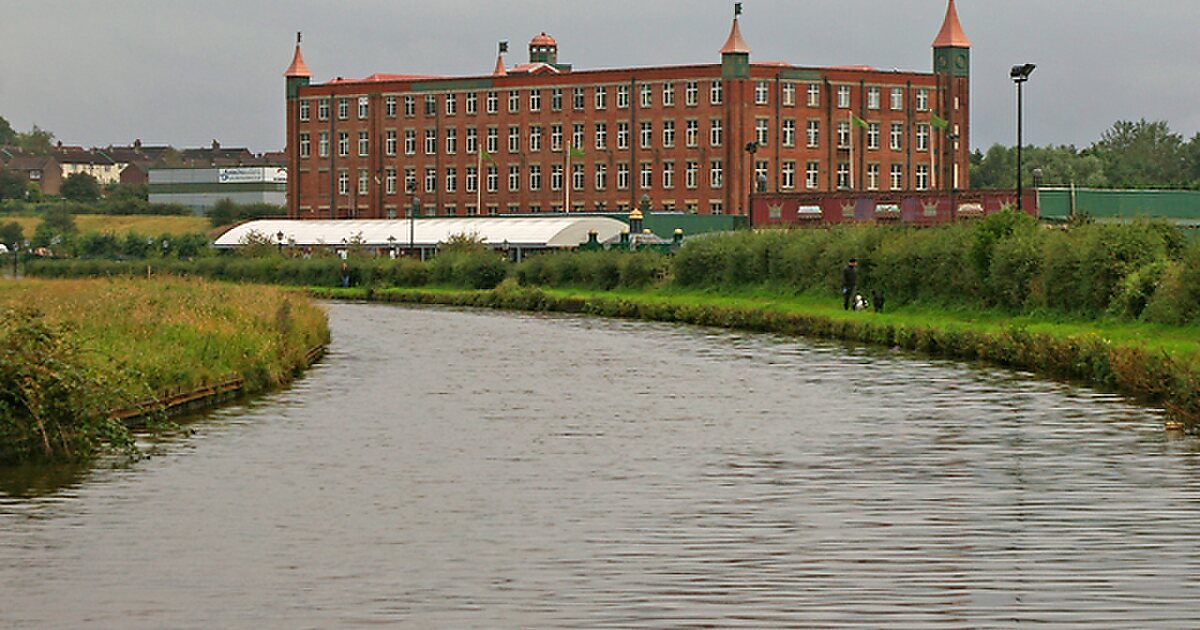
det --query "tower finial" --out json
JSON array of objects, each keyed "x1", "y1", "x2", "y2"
[
  {"x1": 499, "y1": 40, "x2": 508, "y2": 55},
  {"x1": 296, "y1": 31, "x2": 301, "y2": 45},
  {"x1": 734, "y1": 2, "x2": 742, "y2": 17}
]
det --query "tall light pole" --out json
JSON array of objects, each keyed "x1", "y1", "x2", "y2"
[{"x1": 1010, "y1": 63, "x2": 1035, "y2": 212}]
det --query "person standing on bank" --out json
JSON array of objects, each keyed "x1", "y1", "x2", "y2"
[{"x1": 842, "y1": 258, "x2": 858, "y2": 311}]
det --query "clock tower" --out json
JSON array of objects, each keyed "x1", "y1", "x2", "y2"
[{"x1": 932, "y1": 0, "x2": 970, "y2": 192}]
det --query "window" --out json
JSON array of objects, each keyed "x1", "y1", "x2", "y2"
[
  {"x1": 573, "y1": 87, "x2": 585, "y2": 110},
  {"x1": 404, "y1": 95, "x2": 415, "y2": 117},
  {"x1": 710, "y1": 159, "x2": 723, "y2": 188},
  {"x1": 782, "y1": 119, "x2": 795, "y2": 147},
  {"x1": 782, "y1": 83, "x2": 796, "y2": 106},
  {"x1": 867, "y1": 123, "x2": 880, "y2": 150},
  {"x1": 595, "y1": 86, "x2": 607, "y2": 110},
  {"x1": 299, "y1": 99, "x2": 310, "y2": 121},
  {"x1": 617, "y1": 122, "x2": 629, "y2": 149},
  {"x1": 508, "y1": 90, "x2": 519, "y2": 113},
  {"x1": 890, "y1": 122, "x2": 903, "y2": 151},
  {"x1": 710, "y1": 81, "x2": 723, "y2": 104},
  {"x1": 425, "y1": 167, "x2": 437, "y2": 193},
  {"x1": 385, "y1": 96, "x2": 397, "y2": 118},
  {"x1": 890, "y1": 88, "x2": 904, "y2": 111},
  {"x1": 486, "y1": 165, "x2": 498, "y2": 192},
  {"x1": 445, "y1": 167, "x2": 457, "y2": 193},
  {"x1": 640, "y1": 162, "x2": 652, "y2": 189},
  {"x1": 551, "y1": 124, "x2": 562, "y2": 151},
  {"x1": 551, "y1": 88, "x2": 563, "y2": 111},
  {"x1": 529, "y1": 125, "x2": 542, "y2": 152},
  {"x1": 917, "y1": 89, "x2": 929, "y2": 111},
  {"x1": 358, "y1": 131, "x2": 369, "y2": 156},
  {"x1": 466, "y1": 127, "x2": 477, "y2": 154},
  {"x1": 916, "y1": 123, "x2": 929, "y2": 151},
  {"x1": 617, "y1": 163, "x2": 629, "y2": 190},
  {"x1": 685, "y1": 161, "x2": 698, "y2": 189},
  {"x1": 755, "y1": 160, "x2": 768, "y2": 188},
  {"x1": 807, "y1": 120, "x2": 820, "y2": 147},
  {"x1": 385, "y1": 168, "x2": 397, "y2": 194},
  {"x1": 338, "y1": 98, "x2": 349, "y2": 119},
  {"x1": 508, "y1": 165, "x2": 520, "y2": 192},
  {"x1": 867, "y1": 87, "x2": 880, "y2": 110},
  {"x1": 755, "y1": 80, "x2": 769, "y2": 105},
  {"x1": 573, "y1": 163, "x2": 585, "y2": 190},
  {"x1": 318, "y1": 132, "x2": 329, "y2": 157},
  {"x1": 806, "y1": 161, "x2": 819, "y2": 189},
  {"x1": 866, "y1": 163, "x2": 880, "y2": 190},
  {"x1": 486, "y1": 127, "x2": 498, "y2": 153},
  {"x1": 466, "y1": 92, "x2": 477, "y2": 115},
  {"x1": 466, "y1": 166, "x2": 477, "y2": 193},
  {"x1": 425, "y1": 129, "x2": 437, "y2": 155},
  {"x1": 445, "y1": 128, "x2": 457, "y2": 154},
  {"x1": 710, "y1": 118, "x2": 723, "y2": 147},
  {"x1": 595, "y1": 163, "x2": 607, "y2": 190},
  {"x1": 837, "y1": 121, "x2": 850, "y2": 148},
  {"x1": 782, "y1": 161, "x2": 795, "y2": 189},
  {"x1": 486, "y1": 91, "x2": 498, "y2": 114},
  {"x1": 662, "y1": 120, "x2": 675, "y2": 148},
  {"x1": 338, "y1": 170, "x2": 349, "y2": 195},
  {"x1": 551, "y1": 164, "x2": 563, "y2": 191},
  {"x1": 755, "y1": 118, "x2": 769, "y2": 145},
  {"x1": 299, "y1": 132, "x2": 310, "y2": 158},
  {"x1": 710, "y1": 201, "x2": 724, "y2": 215},
  {"x1": 424, "y1": 94, "x2": 436, "y2": 116},
  {"x1": 890, "y1": 163, "x2": 903, "y2": 190},
  {"x1": 661, "y1": 161, "x2": 674, "y2": 189},
  {"x1": 318, "y1": 98, "x2": 330, "y2": 120},
  {"x1": 685, "y1": 81, "x2": 698, "y2": 106},
  {"x1": 572, "y1": 123, "x2": 584, "y2": 150},
  {"x1": 595, "y1": 122, "x2": 607, "y2": 150},
  {"x1": 916, "y1": 164, "x2": 929, "y2": 190},
  {"x1": 529, "y1": 165, "x2": 542, "y2": 191},
  {"x1": 837, "y1": 162, "x2": 850, "y2": 189},
  {"x1": 358, "y1": 96, "x2": 369, "y2": 119},
  {"x1": 685, "y1": 119, "x2": 699, "y2": 147},
  {"x1": 663, "y1": 82, "x2": 675, "y2": 106},
  {"x1": 640, "y1": 121, "x2": 652, "y2": 148},
  {"x1": 617, "y1": 85, "x2": 629, "y2": 109},
  {"x1": 508, "y1": 125, "x2": 520, "y2": 153},
  {"x1": 837, "y1": 86, "x2": 850, "y2": 108},
  {"x1": 405, "y1": 167, "x2": 416, "y2": 193},
  {"x1": 404, "y1": 129, "x2": 416, "y2": 155},
  {"x1": 807, "y1": 83, "x2": 820, "y2": 107},
  {"x1": 338, "y1": 131, "x2": 349, "y2": 157},
  {"x1": 640, "y1": 84, "x2": 652, "y2": 108},
  {"x1": 530, "y1": 89, "x2": 541, "y2": 112},
  {"x1": 445, "y1": 93, "x2": 457, "y2": 116}
]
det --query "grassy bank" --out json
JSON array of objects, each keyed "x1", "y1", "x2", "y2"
[
  {"x1": 6, "y1": 214, "x2": 209, "y2": 238},
  {"x1": 0, "y1": 278, "x2": 329, "y2": 463},
  {"x1": 313, "y1": 282, "x2": 1200, "y2": 427}
]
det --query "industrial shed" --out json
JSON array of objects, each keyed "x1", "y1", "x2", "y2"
[{"x1": 213, "y1": 216, "x2": 629, "y2": 259}]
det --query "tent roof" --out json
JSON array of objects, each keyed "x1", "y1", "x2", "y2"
[{"x1": 213, "y1": 217, "x2": 629, "y2": 249}]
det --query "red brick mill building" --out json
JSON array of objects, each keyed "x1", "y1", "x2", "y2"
[{"x1": 284, "y1": 1, "x2": 972, "y2": 221}]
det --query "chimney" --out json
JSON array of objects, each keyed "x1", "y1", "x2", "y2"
[{"x1": 212, "y1": 139, "x2": 220, "y2": 150}]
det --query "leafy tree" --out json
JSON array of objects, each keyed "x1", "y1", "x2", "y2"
[
  {"x1": 0, "y1": 115, "x2": 15, "y2": 145},
  {"x1": 0, "y1": 222, "x2": 24, "y2": 249},
  {"x1": 1089, "y1": 119, "x2": 1187, "y2": 188},
  {"x1": 971, "y1": 144, "x2": 1105, "y2": 189},
  {"x1": 0, "y1": 170, "x2": 26, "y2": 200},
  {"x1": 31, "y1": 206, "x2": 78, "y2": 249},
  {"x1": 16, "y1": 125, "x2": 54, "y2": 154},
  {"x1": 60, "y1": 173, "x2": 102, "y2": 201}
]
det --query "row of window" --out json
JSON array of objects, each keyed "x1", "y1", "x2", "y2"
[
  {"x1": 325, "y1": 159, "x2": 932, "y2": 199},
  {"x1": 306, "y1": 200, "x2": 727, "y2": 217},
  {"x1": 297, "y1": 83, "x2": 934, "y2": 121},
  {"x1": 297, "y1": 118, "x2": 945, "y2": 160}
]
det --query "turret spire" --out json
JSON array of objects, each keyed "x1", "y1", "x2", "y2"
[
  {"x1": 284, "y1": 31, "x2": 311, "y2": 78},
  {"x1": 932, "y1": 0, "x2": 971, "y2": 48},
  {"x1": 492, "y1": 40, "x2": 508, "y2": 76}
]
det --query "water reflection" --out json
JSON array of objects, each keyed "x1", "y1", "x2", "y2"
[{"x1": 2, "y1": 302, "x2": 1199, "y2": 628}]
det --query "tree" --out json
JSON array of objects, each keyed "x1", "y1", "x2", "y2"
[
  {"x1": 32, "y1": 206, "x2": 78, "y2": 249},
  {"x1": 16, "y1": 125, "x2": 54, "y2": 154},
  {"x1": 0, "y1": 115, "x2": 16, "y2": 145},
  {"x1": 0, "y1": 169, "x2": 26, "y2": 200},
  {"x1": 60, "y1": 172, "x2": 102, "y2": 201},
  {"x1": 1089, "y1": 119, "x2": 1187, "y2": 188},
  {"x1": 0, "y1": 222, "x2": 24, "y2": 249}
]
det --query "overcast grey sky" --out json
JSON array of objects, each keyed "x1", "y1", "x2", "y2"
[{"x1": 4, "y1": 1, "x2": 1199, "y2": 154}]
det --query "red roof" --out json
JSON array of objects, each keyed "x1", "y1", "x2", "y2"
[
  {"x1": 492, "y1": 55, "x2": 507, "y2": 76},
  {"x1": 932, "y1": 0, "x2": 971, "y2": 48},
  {"x1": 530, "y1": 32, "x2": 557, "y2": 47},
  {"x1": 284, "y1": 44, "x2": 311, "y2": 78},
  {"x1": 325, "y1": 73, "x2": 445, "y2": 84},
  {"x1": 719, "y1": 18, "x2": 750, "y2": 55}
]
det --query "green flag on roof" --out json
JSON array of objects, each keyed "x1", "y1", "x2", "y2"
[
  {"x1": 850, "y1": 113, "x2": 869, "y2": 129},
  {"x1": 569, "y1": 144, "x2": 586, "y2": 159},
  {"x1": 930, "y1": 112, "x2": 950, "y2": 130}
]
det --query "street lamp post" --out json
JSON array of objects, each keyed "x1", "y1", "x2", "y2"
[
  {"x1": 946, "y1": 132, "x2": 960, "y2": 220},
  {"x1": 744, "y1": 141, "x2": 758, "y2": 226},
  {"x1": 387, "y1": 235, "x2": 397, "y2": 259},
  {"x1": 1010, "y1": 63, "x2": 1036, "y2": 212},
  {"x1": 409, "y1": 196, "x2": 420, "y2": 257}
]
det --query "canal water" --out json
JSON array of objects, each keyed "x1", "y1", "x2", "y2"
[{"x1": 3, "y1": 302, "x2": 1200, "y2": 628}]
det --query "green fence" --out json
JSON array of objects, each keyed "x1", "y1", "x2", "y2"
[{"x1": 1038, "y1": 188, "x2": 1200, "y2": 226}]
